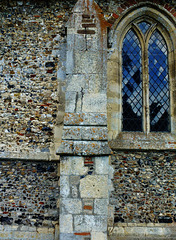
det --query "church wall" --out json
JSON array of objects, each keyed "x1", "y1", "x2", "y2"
[
  {"x1": 109, "y1": 151, "x2": 176, "y2": 239},
  {"x1": 0, "y1": 160, "x2": 59, "y2": 239}
]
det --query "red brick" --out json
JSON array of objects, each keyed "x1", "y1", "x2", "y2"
[
  {"x1": 83, "y1": 205, "x2": 93, "y2": 210},
  {"x1": 112, "y1": 13, "x2": 119, "y2": 19},
  {"x1": 74, "y1": 232, "x2": 91, "y2": 236}
]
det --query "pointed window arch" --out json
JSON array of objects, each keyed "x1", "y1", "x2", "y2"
[
  {"x1": 122, "y1": 21, "x2": 170, "y2": 132},
  {"x1": 107, "y1": 5, "x2": 176, "y2": 149}
]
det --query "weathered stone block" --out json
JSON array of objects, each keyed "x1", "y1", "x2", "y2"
[
  {"x1": 82, "y1": 93, "x2": 107, "y2": 113},
  {"x1": 94, "y1": 199, "x2": 109, "y2": 215},
  {"x1": 60, "y1": 176, "x2": 70, "y2": 198},
  {"x1": 64, "y1": 113, "x2": 107, "y2": 126},
  {"x1": 95, "y1": 156, "x2": 109, "y2": 174},
  {"x1": 57, "y1": 140, "x2": 111, "y2": 155},
  {"x1": 92, "y1": 231, "x2": 107, "y2": 240},
  {"x1": 60, "y1": 198, "x2": 82, "y2": 214},
  {"x1": 63, "y1": 126, "x2": 108, "y2": 140},
  {"x1": 80, "y1": 175, "x2": 108, "y2": 198},
  {"x1": 60, "y1": 156, "x2": 88, "y2": 175},
  {"x1": 74, "y1": 51, "x2": 105, "y2": 74},
  {"x1": 74, "y1": 215, "x2": 107, "y2": 232},
  {"x1": 66, "y1": 74, "x2": 88, "y2": 92},
  {"x1": 60, "y1": 214, "x2": 73, "y2": 233}
]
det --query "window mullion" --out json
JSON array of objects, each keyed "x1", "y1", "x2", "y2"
[{"x1": 143, "y1": 43, "x2": 150, "y2": 133}]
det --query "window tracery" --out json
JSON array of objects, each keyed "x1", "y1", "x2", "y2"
[{"x1": 122, "y1": 21, "x2": 170, "y2": 132}]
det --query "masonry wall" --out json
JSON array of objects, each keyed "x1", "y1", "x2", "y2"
[{"x1": 0, "y1": 160, "x2": 59, "y2": 239}]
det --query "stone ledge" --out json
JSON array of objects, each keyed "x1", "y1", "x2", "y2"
[
  {"x1": 108, "y1": 226, "x2": 176, "y2": 238},
  {"x1": 57, "y1": 140, "x2": 112, "y2": 156},
  {"x1": 63, "y1": 126, "x2": 108, "y2": 140},
  {"x1": 64, "y1": 113, "x2": 107, "y2": 126},
  {"x1": 109, "y1": 132, "x2": 176, "y2": 150},
  {"x1": 0, "y1": 152, "x2": 58, "y2": 161},
  {"x1": 0, "y1": 226, "x2": 55, "y2": 240}
]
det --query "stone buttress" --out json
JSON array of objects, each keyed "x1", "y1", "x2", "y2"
[{"x1": 57, "y1": 0, "x2": 113, "y2": 239}]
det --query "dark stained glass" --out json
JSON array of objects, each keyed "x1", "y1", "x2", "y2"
[
  {"x1": 122, "y1": 29, "x2": 143, "y2": 131},
  {"x1": 148, "y1": 30, "x2": 170, "y2": 132},
  {"x1": 138, "y1": 21, "x2": 151, "y2": 35}
]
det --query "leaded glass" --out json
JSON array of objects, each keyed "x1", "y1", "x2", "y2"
[
  {"x1": 122, "y1": 29, "x2": 143, "y2": 131},
  {"x1": 148, "y1": 30, "x2": 170, "y2": 132},
  {"x1": 138, "y1": 21, "x2": 151, "y2": 35}
]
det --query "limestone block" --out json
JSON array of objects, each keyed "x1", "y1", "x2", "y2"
[
  {"x1": 67, "y1": 74, "x2": 88, "y2": 92},
  {"x1": 111, "y1": 227, "x2": 125, "y2": 235},
  {"x1": 94, "y1": 199, "x2": 109, "y2": 215},
  {"x1": 80, "y1": 175, "x2": 108, "y2": 198},
  {"x1": 65, "y1": 91, "x2": 77, "y2": 112},
  {"x1": 60, "y1": 214, "x2": 73, "y2": 233},
  {"x1": 60, "y1": 156, "x2": 88, "y2": 175},
  {"x1": 60, "y1": 198, "x2": 82, "y2": 214},
  {"x1": 74, "y1": 33, "x2": 102, "y2": 52},
  {"x1": 95, "y1": 157, "x2": 109, "y2": 174},
  {"x1": 71, "y1": 185, "x2": 79, "y2": 198},
  {"x1": 145, "y1": 227, "x2": 171, "y2": 236},
  {"x1": 60, "y1": 176, "x2": 70, "y2": 198},
  {"x1": 63, "y1": 126, "x2": 108, "y2": 140},
  {"x1": 92, "y1": 232, "x2": 107, "y2": 240},
  {"x1": 60, "y1": 233, "x2": 84, "y2": 240},
  {"x1": 66, "y1": 35, "x2": 74, "y2": 74},
  {"x1": 88, "y1": 74, "x2": 107, "y2": 93},
  {"x1": 57, "y1": 140, "x2": 111, "y2": 155},
  {"x1": 82, "y1": 93, "x2": 107, "y2": 113},
  {"x1": 74, "y1": 215, "x2": 107, "y2": 232},
  {"x1": 64, "y1": 113, "x2": 107, "y2": 126},
  {"x1": 74, "y1": 51, "x2": 104, "y2": 74}
]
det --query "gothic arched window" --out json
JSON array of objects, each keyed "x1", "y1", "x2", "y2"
[
  {"x1": 107, "y1": 5, "x2": 176, "y2": 149},
  {"x1": 122, "y1": 22, "x2": 170, "y2": 132}
]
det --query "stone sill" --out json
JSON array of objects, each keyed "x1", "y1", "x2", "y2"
[
  {"x1": 108, "y1": 224, "x2": 176, "y2": 238},
  {"x1": 0, "y1": 152, "x2": 60, "y2": 161},
  {"x1": 113, "y1": 222, "x2": 176, "y2": 227},
  {"x1": 109, "y1": 132, "x2": 176, "y2": 151}
]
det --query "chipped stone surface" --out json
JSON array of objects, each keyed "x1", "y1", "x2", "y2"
[
  {"x1": 60, "y1": 175, "x2": 70, "y2": 198},
  {"x1": 60, "y1": 156, "x2": 88, "y2": 175},
  {"x1": 108, "y1": 224, "x2": 176, "y2": 239},
  {"x1": 80, "y1": 175, "x2": 109, "y2": 198},
  {"x1": 57, "y1": 140, "x2": 112, "y2": 155},
  {"x1": 60, "y1": 214, "x2": 73, "y2": 233},
  {"x1": 92, "y1": 231, "x2": 107, "y2": 240},
  {"x1": 74, "y1": 215, "x2": 107, "y2": 232},
  {"x1": 60, "y1": 198, "x2": 82, "y2": 214},
  {"x1": 94, "y1": 199, "x2": 109, "y2": 215},
  {"x1": 64, "y1": 113, "x2": 107, "y2": 126},
  {"x1": 95, "y1": 156, "x2": 109, "y2": 174},
  {"x1": 63, "y1": 126, "x2": 108, "y2": 140}
]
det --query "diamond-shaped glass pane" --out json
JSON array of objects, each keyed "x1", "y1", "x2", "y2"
[
  {"x1": 148, "y1": 30, "x2": 170, "y2": 132},
  {"x1": 122, "y1": 29, "x2": 142, "y2": 131},
  {"x1": 138, "y1": 21, "x2": 151, "y2": 35}
]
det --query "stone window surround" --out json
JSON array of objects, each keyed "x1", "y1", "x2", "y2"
[{"x1": 107, "y1": 3, "x2": 176, "y2": 150}]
